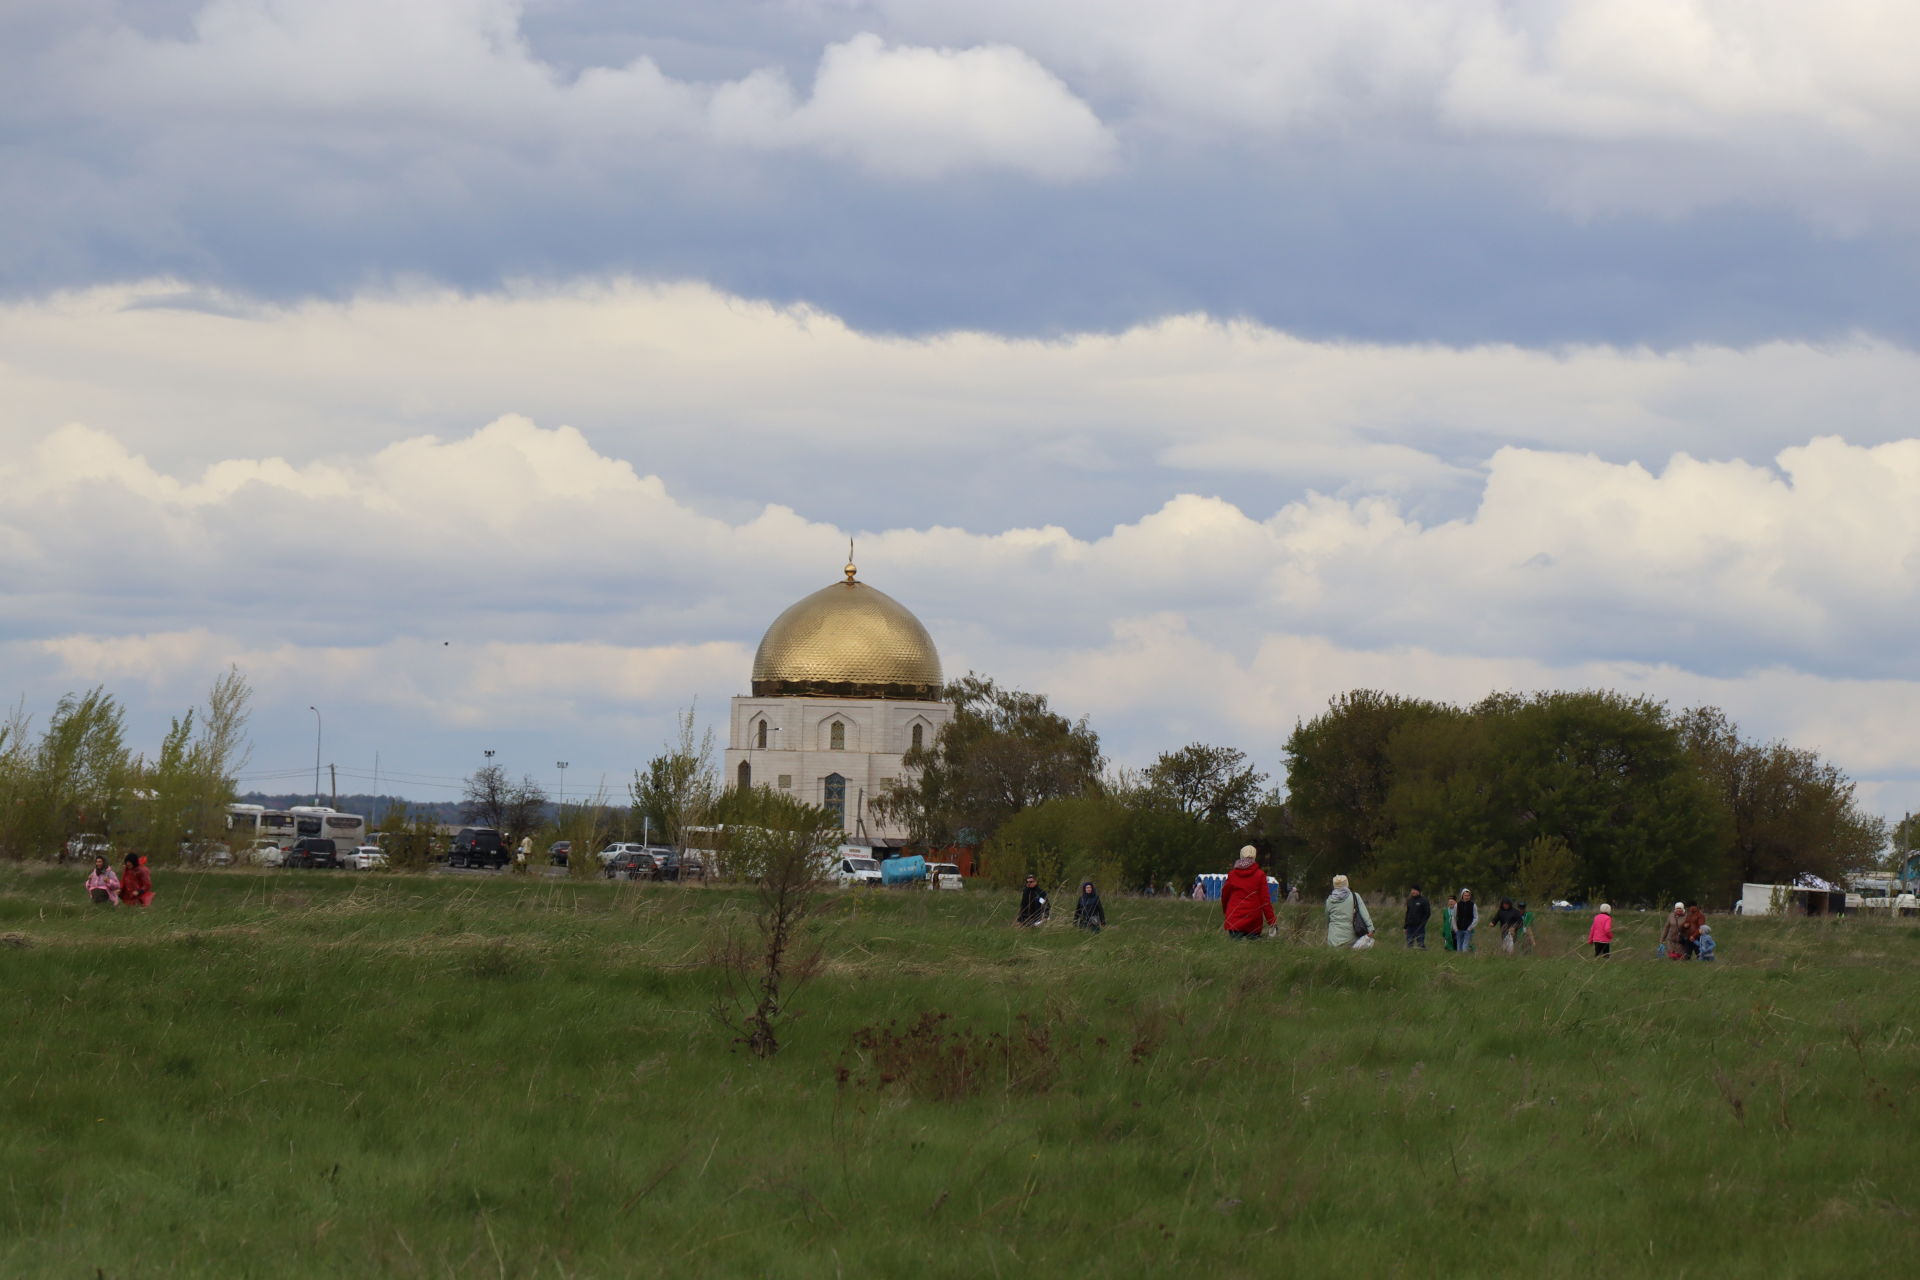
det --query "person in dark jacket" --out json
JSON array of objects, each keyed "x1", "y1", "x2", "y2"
[
  {"x1": 1493, "y1": 898, "x2": 1524, "y2": 953},
  {"x1": 1016, "y1": 874, "x2": 1049, "y2": 926},
  {"x1": 1454, "y1": 889, "x2": 1480, "y2": 952},
  {"x1": 1073, "y1": 882, "x2": 1106, "y2": 933},
  {"x1": 1403, "y1": 885, "x2": 1431, "y2": 948},
  {"x1": 1221, "y1": 846, "x2": 1276, "y2": 939}
]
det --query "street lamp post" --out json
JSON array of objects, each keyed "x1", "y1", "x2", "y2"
[
  {"x1": 555, "y1": 761, "x2": 568, "y2": 812},
  {"x1": 308, "y1": 706, "x2": 322, "y2": 802}
]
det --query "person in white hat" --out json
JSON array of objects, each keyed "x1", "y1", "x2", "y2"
[{"x1": 1588, "y1": 903, "x2": 1613, "y2": 958}]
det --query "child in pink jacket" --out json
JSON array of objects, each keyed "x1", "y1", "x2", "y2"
[{"x1": 1588, "y1": 903, "x2": 1613, "y2": 958}]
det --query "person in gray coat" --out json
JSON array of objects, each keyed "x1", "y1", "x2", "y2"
[{"x1": 1326, "y1": 874, "x2": 1375, "y2": 947}]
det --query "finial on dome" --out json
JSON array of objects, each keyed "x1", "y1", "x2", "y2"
[{"x1": 844, "y1": 537, "x2": 857, "y2": 583}]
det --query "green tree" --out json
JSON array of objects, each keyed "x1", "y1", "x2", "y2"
[
  {"x1": 24, "y1": 688, "x2": 131, "y2": 858},
  {"x1": 631, "y1": 705, "x2": 717, "y2": 849},
  {"x1": 1349, "y1": 690, "x2": 1727, "y2": 903},
  {"x1": 1141, "y1": 743, "x2": 1267, "y2": 831},
  {"x1": 1678, "y1": 706, "x2": 1886, "y2": 893},
  {"x1": 1283, "y1": 690, "x2": 1450, "y2": 877},
  {"x1": 872, "y1": 673, "x2": 1102, "y2": 853}
]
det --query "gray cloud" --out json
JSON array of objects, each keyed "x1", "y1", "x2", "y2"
[{"x1": 1, "y1": 1, "x2": 1914, "y2": 344}]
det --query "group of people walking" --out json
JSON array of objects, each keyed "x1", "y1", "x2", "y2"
[
  {"x1": 84, "y1": 854, "x2": 154, "y2": 907},
  {"x1": 1387, "y1": 886, "x2": 1527, "y2": 952},
  {"x1": 1018, "y1": 851, "x2": 1720, "y2": 963}
]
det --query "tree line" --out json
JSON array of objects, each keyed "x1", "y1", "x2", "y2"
[
  {"x1": 0, "y1": 670, "x2": 252, "y2": 861},
  {"x1": 874, "y1": 679, "x2": 1889, "y2": 906}
]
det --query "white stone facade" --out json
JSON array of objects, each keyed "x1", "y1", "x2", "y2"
[{"x1": 723, "y1": 694, "x2": 950, "y2": 841}]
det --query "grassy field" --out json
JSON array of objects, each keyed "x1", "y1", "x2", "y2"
[{"x1": 3, "y1": 865, "x2": 1917, "y2": 1278}]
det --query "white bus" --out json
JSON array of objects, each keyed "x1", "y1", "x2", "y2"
[
  {"x1": 291, "y1": 806, "x2": 367, "y2": 855},
  {"x1": 226, "y1": 803, "x2": 297, "y2": 848}
]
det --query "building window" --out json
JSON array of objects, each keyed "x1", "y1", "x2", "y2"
[
  {"x1": 755, "y1": 719, "x2": 767, "y2": 749},
  {"x1": 910, "y1": 723, "x2": 924, "y2": 751},
  {"x1": 777, "y1": 774, "x2": 792, "y2": 790},
  {"x1": 824, "y1": 773, "x2": 846, "y2": 826},
  {"x1": 830, "y1": 720, "x2": 845, "y2": 750},
  {"x1": 737, "y1": 761, "x2": 751, "y2": 791}
]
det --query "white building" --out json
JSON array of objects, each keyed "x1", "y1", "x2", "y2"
[{"x1": 723, "y1": 560, "x2": 951, "y2": 842}]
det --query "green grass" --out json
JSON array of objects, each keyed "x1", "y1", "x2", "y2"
[{"x1": 3, "y1": 866, "x2": 1917, "y2": 1277}]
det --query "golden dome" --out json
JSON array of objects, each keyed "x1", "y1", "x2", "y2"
[{"x1": 751, "y1": 568, "x2": 942, "y2": 699}]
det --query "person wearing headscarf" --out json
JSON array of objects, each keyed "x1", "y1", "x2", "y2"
[
  {"x1": 1453, "y1": 889, "x2": 1479, "y2": 952},
  {"x1": 1073, "y1": 882, "x2": 1106, "y2": 933},
  {"x1": 121, "y1": 854, "x2": 154, "y2": 907},
  {"x1": 1442, "y1": 894, "x2": 1458, "y2": 951},
  {"x1": 1659, "y1": 903, "x2": 1687, "y2": 959},
  {"x1": 1016, "y1": 874, "x2": 1050, "y2": 926},
  {"x1": 85, "y1": 856, "x2": 120, "y2": 905},
  {"x1": 1326, "y1": 875, "x2": 1374, "y2": 947},
  {"x1": 1221, "y1": 847, "x2": 1276, "y2": 939}
]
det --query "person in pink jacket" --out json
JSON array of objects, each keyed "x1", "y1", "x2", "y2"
[
  {"x1": 1588, "y1": 903, "x2": 1613, "y2": 958},
  {"x1": 85, "y1": 856, "x2": 120, "y2": 905}
]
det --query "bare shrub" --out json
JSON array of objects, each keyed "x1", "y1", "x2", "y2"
[
  {"x1": 836, "y1": 1011, "x2": 1063, "y2": 1100},
  {"x1": 711, "y1": 790, "x2": 838, "y2": 1058}
]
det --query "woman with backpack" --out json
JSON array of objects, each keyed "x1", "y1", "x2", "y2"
[{"x1": 1326, "y1": 875, "x2": 1375, "y2": 948}]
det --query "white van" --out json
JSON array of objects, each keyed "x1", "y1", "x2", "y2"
[{"x1": 827, "y1": 849, "x2": 882, "y2": 886}]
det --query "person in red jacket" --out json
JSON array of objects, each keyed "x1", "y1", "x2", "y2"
[
  {"x1": 1221, "y1": 846, "x2": 1276, "y2": 939},
  {"x1": 121, "y1": 854, "x2": 154, "y2": 907}
]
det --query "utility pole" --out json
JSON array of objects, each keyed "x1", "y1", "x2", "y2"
[{"x1": 330, "y1": 763, "x2": 337, "y2": 808}]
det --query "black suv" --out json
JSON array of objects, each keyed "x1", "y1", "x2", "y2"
[
  {"x1": 447, "y1": 827, "x2": 508, "y2": 869},
  {"x1": 283, "y1": 837, "x2": 340, "y2": 869}
]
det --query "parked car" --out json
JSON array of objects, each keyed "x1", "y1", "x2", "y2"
[
  {"x1": 283, "y1": 837, "x2": 341, "y2": 869},
  {"x1": 346, "y1": 846, "x2": 388, "y2": 871},
  {"x1": 548, "y1": 840, "x2": 572, "y2": 867},
  {"x1": 596, "y1": 842, "x2": 655, "y2": 867},
  {"x1": 927, "y1": 863, "x2": 964, "y2": 889},
  {"x1": 64, "y1": 833, "x2": 111, "y2": 862},
  {"x1": 448, "y1": 827, "x2": 508, "y2": 869},
  {"x1": 179, "y1": 839, "x2": 232, "y2": 866},
  {"x1": 246, "y1": 839, "x2": 286, "y2": 868},
  {"x1": 604, "y1": 850, "x2": 662, "y2": 881}
]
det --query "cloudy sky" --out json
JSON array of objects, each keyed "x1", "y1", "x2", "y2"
[{"x1": 3, "y1": 1, "x2": 1919, "y2": 818}]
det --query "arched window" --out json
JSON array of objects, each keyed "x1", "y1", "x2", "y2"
[
  {"x1": 910, "y1": 723, "x2": 924, "y2": 751},
  {"x1": 829, "y1": 721, "x2": 846, "y2": 750},
  {"x1": 824, "y1": 773, "x2": 846, "y2": 826},
  {"x1": 755, "y1": 720, "x2": 767, "y2": 749},
  {"x1": 737, "y1": 761, "x2": 751, "y2": 791}
]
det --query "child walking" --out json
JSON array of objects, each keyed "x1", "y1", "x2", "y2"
[
  {"x1": 1696, "y1": 924, "x2": 1716, "y2": 961},
  {"x1": 1588, "y1": 903, "x2": 1613, "y2": 958}
]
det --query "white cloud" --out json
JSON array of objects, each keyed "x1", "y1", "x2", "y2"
[
  {"x1": 5, "y1": 280, "x2": 1919, "y2": 514},
  {"x1": 712, "y1": 34, "x2": 1114, "y2": 178},
  {"x1": 3, "y1": 278, "x2": 1918, "y2": 809},
  {"x1": 61, "y1": 2, "x2": 1113, "y2": 180},
  {"x1": 870, "y1": 0, "x2": 1920, "y2": 216},
  {"x1": 7, "y1": 406, "x2": 1920, "y2": 805}
]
